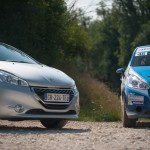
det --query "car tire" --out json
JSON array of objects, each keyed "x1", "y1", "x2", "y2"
[
  {"x1": 40, "y1": 119, "x2": 68, "y2": 129},
  {"x1": 122, "y1": 100, "x2": 137, "y2": 128}
]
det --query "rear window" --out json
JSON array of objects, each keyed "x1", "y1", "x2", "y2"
[{"x1": 131, "y1": 49, "x2": 150, "y2": 66}]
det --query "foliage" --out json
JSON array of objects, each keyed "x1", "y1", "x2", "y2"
[
  {"x1": 58, "y1": 64, "x2": 121, "y2": 122},
  {"x1": 0, "y1": 0, "x2": 69, "y2": 65},
  {"x1": 132, "y1": 21, "x2": 150, "y2": 47},
  {"x1": 87, "y1": 0, "x2": 150, "y2": 91}
]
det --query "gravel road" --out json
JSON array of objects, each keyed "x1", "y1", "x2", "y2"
[{"x1": 0, "y1": 121, "x2": 150, "y2": 150}]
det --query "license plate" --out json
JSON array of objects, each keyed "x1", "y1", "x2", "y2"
[{"x1": 44, "y1": 93, "x2": 70, "y2": 102}]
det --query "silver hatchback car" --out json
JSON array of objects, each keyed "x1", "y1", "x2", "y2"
[{"x1": 0, "y1": 43, "x2": 79, "y2": 128}]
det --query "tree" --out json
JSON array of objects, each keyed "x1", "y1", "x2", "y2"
[{"x1": 0, "y1": 0, "x2": 69, "y2": 65}]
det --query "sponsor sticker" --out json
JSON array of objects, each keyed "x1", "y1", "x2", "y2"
[
  {"x1": 135, "y1": 52, "x2": 147, "y2": 57},
  {"x1": 128, "y1": 100, "x2": 133, "y2": 105},
  {"x1": 128, "y1": 94, "x2": 144, "y2": 105}
]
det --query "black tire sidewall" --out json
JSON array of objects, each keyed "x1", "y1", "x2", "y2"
[
  {"x1": 40, "y1": 119, "x2": 68, "y2": 128},
  {"x1": 122, "y1": 96, "x2": 136, "y2": 128}
]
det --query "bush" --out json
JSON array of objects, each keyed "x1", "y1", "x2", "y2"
[{"x1": 58, "y1": 65, "x2": 121, "y2": 122}]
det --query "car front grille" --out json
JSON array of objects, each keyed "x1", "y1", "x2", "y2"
[{"x1": 32, "y1": 87, "x2": 74, "y2": 109}]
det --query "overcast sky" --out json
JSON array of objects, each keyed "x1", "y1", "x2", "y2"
[{"x1": 66, "y1": 0, "x2": 112, "y2": 20}]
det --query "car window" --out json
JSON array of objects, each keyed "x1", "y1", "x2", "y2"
[
  {"x1": 0, "y1": 44, "x2": 38, "y2": 64},
  {"x1": 131, "y1": 50, "x2": 150, "y2": 66}
]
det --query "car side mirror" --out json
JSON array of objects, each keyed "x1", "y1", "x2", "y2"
[{"x1": 116, "y1": 68, "x2": 125, "y2": 74}]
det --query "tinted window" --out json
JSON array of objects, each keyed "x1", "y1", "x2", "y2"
[
  {"x1": 0, "y1": 44, "x2": 37, "y2": 64},
  {"x1": 131, "y1": 51, "x2": 150, "y2": 66}
]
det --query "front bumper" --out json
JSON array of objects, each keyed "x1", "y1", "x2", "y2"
[
  {"x1": 0, "y1": 83, "x2": 79, "y2": 120},
  {"x1": 124, "y1": 86, "x2": 150, "y2": 119}
]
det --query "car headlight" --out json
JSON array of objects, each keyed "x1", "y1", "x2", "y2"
[
  {"x1": 73, "y1": 85, "x2": 77, "y2": 90},
  {"x1": 127, "y1": 74, "x2": 149, "y2": 89},
  {"x1": 0, "y1": 70, "x2": 28, "y2": 86}
]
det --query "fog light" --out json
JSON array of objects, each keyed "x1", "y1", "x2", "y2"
[{"x1": 14, "y1": 104, "x2": 24, "y2": 113}]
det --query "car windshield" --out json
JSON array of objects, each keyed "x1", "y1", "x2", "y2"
[
  {"x1": 0, "y1": 43, "x2": 38, "y2": 64},
  {"x1": 131, "y1": 50, "x2": 150, "y2": 66}
]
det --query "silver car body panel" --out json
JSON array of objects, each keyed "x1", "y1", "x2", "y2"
[
  {"x1": 0, "y1": 43, "x2": 79, "y2": 120},
  {"x1": 0, "y1": 63, "x2": 79, "y2": 120},
  {"x1": 0, "y1": 62, "x2": 75, "y2": 88},
  {"x1": 0, "y1": 79, "x2": 79, "y2": 119}
]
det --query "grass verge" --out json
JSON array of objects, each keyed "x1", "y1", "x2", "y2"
[{"x1": 58, "y1": 65, "x2": 121, "y2": 121}]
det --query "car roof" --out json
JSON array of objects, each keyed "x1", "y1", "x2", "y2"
[
  {"x1": 0, "y1": 42, "x2": 9, "y2": 46},
  {"x1": 0, "y1": 42, "x2": 17, "y2": 48},
  {"x1": 134, "y1": 45, "x2": 150, "y2": 53},
  {"x1": 137, "y1": 45, "x2": 150, "y2": 48}
]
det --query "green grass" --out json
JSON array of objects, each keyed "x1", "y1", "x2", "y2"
[{"x1": 78, "y1": 107, "x2": 121, "y2": 122}]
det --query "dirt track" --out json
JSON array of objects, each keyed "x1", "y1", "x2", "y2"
[{"x1": 0, "y1": 121, "x2": 150, "y2": 150}]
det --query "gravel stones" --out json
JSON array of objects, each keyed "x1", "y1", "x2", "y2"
[{"x1": 0, "y1": 121, "x2": 149, "y2": 150}]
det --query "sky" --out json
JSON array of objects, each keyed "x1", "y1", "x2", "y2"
[{"x1": 66, "y1": 0, "x2": 112, "y2": 20}]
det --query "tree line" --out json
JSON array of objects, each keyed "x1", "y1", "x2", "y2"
[
  {"x1": 80, "y1": 0, "x2": 150, "y2": 91},
  {"x1": 0, "y1": 0, "x2": 149, "y2": 92}
]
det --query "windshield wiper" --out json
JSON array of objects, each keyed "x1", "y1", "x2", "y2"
[{"x1": 5, "y1": 60, "x2": 30, "y2": 63}]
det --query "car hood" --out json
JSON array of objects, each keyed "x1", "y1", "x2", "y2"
[
  {"x1": 131, "y1": 66, "x2": 150, "y2": 85},
  {"x1": 0, "y1": 62, "x2": 75, "y2": 87}
]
